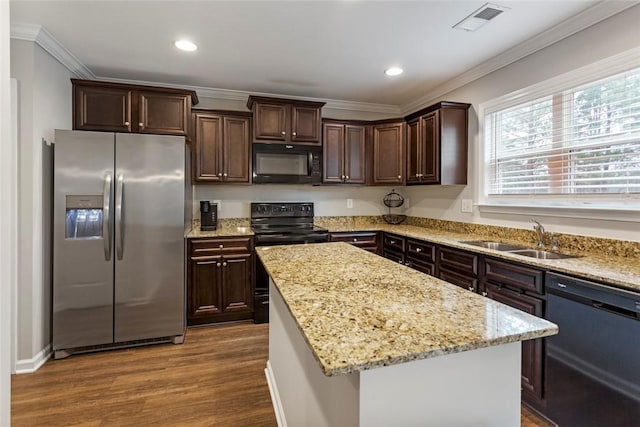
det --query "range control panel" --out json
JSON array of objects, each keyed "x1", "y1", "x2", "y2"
[{"x1": 250, "y1": 202, "x2": 314, "y2": 218}]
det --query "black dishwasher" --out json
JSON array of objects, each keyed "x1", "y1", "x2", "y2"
[{"x1": 545, "y1": 272, "x2": 640, "y2": 426}]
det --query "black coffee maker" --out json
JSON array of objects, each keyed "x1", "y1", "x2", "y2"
[{"x1": 200, "y1": 201, "x2": 218, "y2": 231}]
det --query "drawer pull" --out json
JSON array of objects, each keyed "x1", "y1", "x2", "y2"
[
  {"x1": 353, "y1": 238, "x2": 357, "y2": 242},
  {"x1": 219, "y1": 244, "x2": 224, "y2": 249},
  {"x1": 415, "y1": 248, "x2": 422, "y2": 253}
]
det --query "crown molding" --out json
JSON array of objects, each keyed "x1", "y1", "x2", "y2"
[
  {"x1": 10, "y1": 23, "x2": 96, "y2": 79},
  {"x1": 100, "y1": 76, "x2": 401, "y2": 114},
  {"x1": 400, "y1": 1, "x2": 638, "y2": 115}
]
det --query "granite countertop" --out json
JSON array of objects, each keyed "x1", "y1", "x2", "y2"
[
  {"x1": 325, "y1": 223, "x2": 640, "y2": 293},
  {"x1": 185, "y1": 218, "x2": 254, "y2": 238},
  {"x1": 256, "y1": 242, "x2": 558, "y2": 377}
]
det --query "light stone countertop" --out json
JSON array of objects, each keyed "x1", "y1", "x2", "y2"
[
  {"x1": 256, "y1": 242, "x2": 558, "y2": 377},
  {"x1": 326, "y1": 223, "x2": 640, "y2": 293}
]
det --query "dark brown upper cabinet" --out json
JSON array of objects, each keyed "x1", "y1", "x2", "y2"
[
  {"x1": 404, "y1": 102, "x2": 470, "y2": 185},
  {"x1": 192, "y1": 109, "x2": 252, "y2": 184},
  {"x1": 247, "y1": 95, "x2": 325, "y2": 145},
  {"x1": 371, "y1": 120, "x2": 405, "y2": 185},
  {"x1": 322, "y1": 120, "x2": 367, "y2": 184},
  {"x1": 72, "y1": 79, "x2": 198, "y2": 137}
]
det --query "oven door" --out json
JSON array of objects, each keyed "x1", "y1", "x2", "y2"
[{"x1": 252, "y1": 143, "x2": 321, "y2": 184}]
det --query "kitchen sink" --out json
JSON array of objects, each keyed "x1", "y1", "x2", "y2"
[
  {"x1": 507, "y1": 249, "x2": 578, "y2": 260},
  {"x1": 460, "y1": 240, "x2": 529, "y2": 251}
]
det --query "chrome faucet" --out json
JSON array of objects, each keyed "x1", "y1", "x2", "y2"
[{"x1": 531, "y1": 219, "x2": 545, "y2": 248}]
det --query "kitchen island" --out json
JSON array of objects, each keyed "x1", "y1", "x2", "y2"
[{"x1": 256, "y1": 242, "x2": 558, "y2": 427}]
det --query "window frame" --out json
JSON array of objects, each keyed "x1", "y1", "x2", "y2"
[{"x1": 477, "y1": 47, "x2": 640, "y2": 222}]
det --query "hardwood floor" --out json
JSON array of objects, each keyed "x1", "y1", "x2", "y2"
[{"x1": 12, "y1": 322, "x2": 552, "y2": 426}]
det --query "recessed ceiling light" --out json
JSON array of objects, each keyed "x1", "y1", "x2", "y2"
[
  {"x1": 174, "y1": 40, "x2": 197, "y2": 52},
  {"x1": 385, "y1": 67, "x2": 403, "y2": 77}
]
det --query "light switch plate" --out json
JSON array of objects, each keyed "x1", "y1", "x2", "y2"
[{"x1": 461, "y1": 199, "x2": 473, "y2": 213}]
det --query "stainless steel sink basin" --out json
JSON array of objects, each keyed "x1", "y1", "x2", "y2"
[
  {"x1": 460, "y1": 240, "x2": 529, "y2": 251},
  {"x1": 507, "y1": 249, "x2": 578, "y2": 260}
]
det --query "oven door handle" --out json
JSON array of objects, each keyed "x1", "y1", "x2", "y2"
[{"x1": 308, "y1": 152, "x2": 313, "y2": 176}]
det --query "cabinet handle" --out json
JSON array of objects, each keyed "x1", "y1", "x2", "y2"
[
  {"x1": 415, "y1": 248, "x2": 422, "y2": 253},
  {"x1": 468, "y1": 286, "x2": 474, "y2": 291},
  {"x1": 124, "y1": 121, "x2": 130, "y2": 126},
  {"x1": 398, "y1": 259, "x2": 403, "y2": 264},
  {"x1": 292, "y1": 132, "x2": 297, "y2": 136},
  {"x1": 219, "y1": 244, "x2": 224, "y2": 248},
  {"x1": 405, "y1": 262, "x2": 411, "y2": 266},
  {"x1": 281, "y1": 131, "x2": 286, "y2": 135},
  {"x1": 390, "y1": 240, "x2": 396, "y2": 244},
  {"x1": 482, "y1": 292, "x2": 488, "y2": 297},
  {"x1": 139, "y1": 122, "x2": 144, "y2": 127}
]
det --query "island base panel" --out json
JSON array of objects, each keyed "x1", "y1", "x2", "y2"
[{"x1": 267, "y1": 280, "x2": 522, "y2": 426}]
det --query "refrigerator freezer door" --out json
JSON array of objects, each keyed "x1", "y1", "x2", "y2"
[
  {"x1": 114, "y1": 133, "x2": 185, "y2": 342},
  {"x1": 53, "y1": 130, "x2": 115, "y2": 351}
]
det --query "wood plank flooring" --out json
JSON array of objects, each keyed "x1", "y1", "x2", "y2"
[{"x1": 12, "y1": 321, "x2": 552, "y2": 426}]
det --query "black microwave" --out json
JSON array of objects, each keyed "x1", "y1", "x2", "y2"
[{"x1": 252, "y1": 143, "x2": 322, "y2": 184}]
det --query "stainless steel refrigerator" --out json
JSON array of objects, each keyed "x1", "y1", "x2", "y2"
[{"x1": 53, "y1": 130, "x2": 189, "y2": 359}]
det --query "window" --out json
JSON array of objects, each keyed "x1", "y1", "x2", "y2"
[{"x1": 485, "y1": 66, "x2": 640, "y2": 196}]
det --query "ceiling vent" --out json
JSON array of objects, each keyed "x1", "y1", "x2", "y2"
[{"x1": 453, "y1": 3, "x2": 509, "y2": 32}]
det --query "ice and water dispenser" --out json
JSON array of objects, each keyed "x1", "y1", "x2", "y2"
[{"x1": 64, "y1": 195, "x2": 104, "y2": 239}]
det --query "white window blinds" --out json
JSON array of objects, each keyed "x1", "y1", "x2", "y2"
[{"x1": 485, "y1": 66, "x2": 640, "y2": 195}]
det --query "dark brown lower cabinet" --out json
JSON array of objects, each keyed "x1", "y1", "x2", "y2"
[
  {"x1": 484, "y1": 283, "x2": 544, "y2": 402},
  {"x1": 405, "y1": 238, "x2": 436, "y2": 275},
  {"x1": 329, "y1": 231, "x2": 380, "y2": 254},
  {"x1": 437, "y1": 246, "x2": 479, "y2": 292},
  {"x1": 187, "y1": 237, "x2": 254, "y2": 325},
  {"x1": 382, "y1": 233, "x2": 405, "y2": 264}
]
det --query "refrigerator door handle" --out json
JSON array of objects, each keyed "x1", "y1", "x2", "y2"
[
  {"x1": 103, "y1": 173, "x2": 112, "y2": 261},
  {"x1": 116, "y1": 173, "x2": 124, "y2": 260}
]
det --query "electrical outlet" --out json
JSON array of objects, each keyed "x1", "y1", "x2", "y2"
[
  {"x1": 347, "y1": 198, "x2": 353, "y2": 209},
  {"x1": 461, "y1": 199, "x2": 473, "y2": 213}
]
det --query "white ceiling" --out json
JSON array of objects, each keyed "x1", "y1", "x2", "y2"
[{"x1": 9, "y1": 1, "x2": 635, "y2": 110}]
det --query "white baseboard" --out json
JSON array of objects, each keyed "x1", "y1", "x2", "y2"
[
  {"x1": 265, "y1": 360, "x2": 287, "y2": 427},
  {"x1": 15, "y1": 345, "x2": 51, "y2": 374}
]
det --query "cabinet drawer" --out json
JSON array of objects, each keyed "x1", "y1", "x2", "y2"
[
  {"x1": 383, "y1": 233, "x2": 405, "y2": 253},
  {"x1": 383, "y1": 250, "x2": 405, "y2": 264},
  {"x1": 406, "y1": 260, "x2": 435, "y2": 276},
  {"x1": 189, "y1": 237, "x2": 253, "y2": 255},
  {"x1": 438, "y1": 247, "x2": 479, "y2": 276},
  {"x1": 438, "y1": 267, "x2": 478, "y2": 292},
  {"x1": 484, "y1": 258, "x2": 544, "y2": 294},
  {"x1": 485, "y1": 283, "x2": 543, "y2": 317},
  {"x1": 406, "y1": 239, "x2": 436, "y2": 264},
  {"x1": 330, "y1": 232, "x2": 378, "y2": 245}
]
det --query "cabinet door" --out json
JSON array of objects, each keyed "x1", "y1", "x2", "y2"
[
  {"x1": 223, "y1": 116, "x2": 251, "y2": 183},
  {"x1": 193, "y1": 114, "x2": 223, "y2": 182},
  {"x1": 291, "y1": 105, "x2": 322, "y2": 144},
  {"x1": 420, "y1": 111, "x2": 440, "y2": 184},
  {"x1": 323, "y1": 124, "x2": 345, "y2": 183},
  {"x1": 188, "y1": 256, "x2": 223, "y2": 323},
  {"x1": 406, "y1": 119, "x2": 421, "y2": 184},
  {"x1": 485, "y1": 284, "x2": 544, "y2": 401},
  {"x1": 253, "y1": 102, "x2": 287, "y2": 142},
  {"x1": 344, "y1": 125, "x2": 366, "y2": 184},
  {"x1": 221, "y1": 254, "x2": 253, "y2": 313},
  {"x1": 138, "y1": 92, "x2": 189, "y2": 136},
  {"x1": 372, "y1": 123, "x2": 404, "y2": 184},
  {"x1": 74, "y1": 85, "x2": 132, "y2": 132}
]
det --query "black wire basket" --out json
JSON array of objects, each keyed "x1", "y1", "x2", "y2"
[{"x1": 382, "y1": 189, "x2": 406, "y2": 225}]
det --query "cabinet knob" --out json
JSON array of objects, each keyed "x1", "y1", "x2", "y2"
[
  {"x1": 341, "y1": 175, "x2": 345, "y2": 179},
  {"x1": 139, "y1": 122, "x2": 144, "y2": 127},
  {"x1": 353, "y1": 238, "x2": 358, "y2": 242},
  {"x1": 390, "y1": 240, "x2": 396, "y2": 244},
  {"x1": 468, "y1": 286, "x2": 474, "y2": 291},
  {"x1": 223, "y1": 262, "x2": 227, "y2": 267},
  {"x1": 482, "y1": 292, "x2": 488, "y2": 297},
  {"x1": 415, "y1": 248, "x2": 422, "y2": 252},
  {"x1": 223, "y1": 173, "x2": 228, "y2": 177},
  {"x1": 415, "y1": 173, "x2": 419, "y2": 178},
  {"x1": 397, "y1": 175, "x2": 402, "y2": 179},
  {"x1": 405, "y1": 262, "x2": 411, "y2": 266},
  {"x1": 218, "y1": 173, "x2": 222, "y2": 177},
  {"x1": 219, "y1": 244, "x2": 224, "y2": 248},
  {"x1": 281, "y1": 131, "x2": 286, "y2": 135},
  {"x1": 217, "y1": 263, "x2": 221, "y2": 267},
  {"x1": 345, "y1": 175, "x2": 349, "y2": 180},
  {"x1": 292, "y1": 132, "x2": 297, "y2": 136},
  {"x1": 398, "y1": 259, "x2": 403, "y2": 264},
  {"x1": 124, "y1": 121, "x2": 130, "y2": 126}
]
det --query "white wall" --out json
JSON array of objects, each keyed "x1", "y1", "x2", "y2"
[
  {"x1": 194, "y1": 185, "x2": 404, "y2": 219},
  {"x1": 10, "y1": 38, "x2": 72, "y2": 371},
  {"x1": 1, "y1": 1, "x2": 15, "y2": 422},
  {"x1": 405, "y1": 5, "x2": 640, "y2": 242}
]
